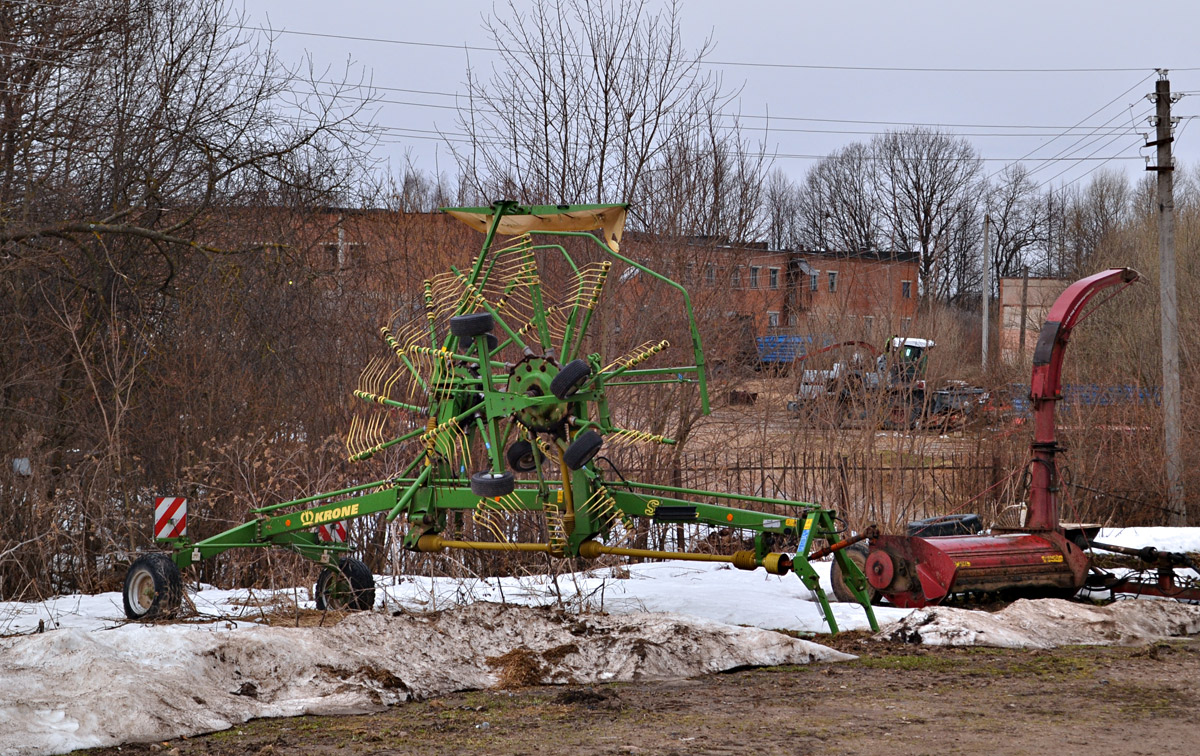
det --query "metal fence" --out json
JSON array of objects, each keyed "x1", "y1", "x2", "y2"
[{"x1": 606, "y1": 447, "x2": 1011, "y2": 533}]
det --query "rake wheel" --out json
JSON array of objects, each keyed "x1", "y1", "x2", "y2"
[{"x1": 153, "y1": 202, "x2": 879, "y2": 635}]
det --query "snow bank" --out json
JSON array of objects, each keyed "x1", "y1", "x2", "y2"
[
  {"x1": 0, "y1": 560, "x2": 902, "y2": 637},
  {"x1": 1095, "y1": 526, "x2": 1200, "y2": 554},
  {"x1": 878, "y1": 598, "x2": 1200, "y2": 648},
  {"x1": 3, "y1": 531, "x2": 1196, "y2": 755},
  {"x1": 0, "y1": 603, "x2": 850, "y2": 756},
  {"x1": 373, "y1": 560, "x2": 910, "y2": 633}
]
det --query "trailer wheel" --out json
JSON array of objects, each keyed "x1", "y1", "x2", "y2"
[
  {"x1": 471, "y1": 470, "x2": 516, "y2": 497},
  {"x1": 449, "y1": 312, "x2": 494, "y2": 338},
  {"x1": 123, "y1": 553, "x2": 183, "y2": 621},
  {"x1": 830, "y1": 543, "x2": 879, "y2": 604},
  {"x1": 563, "y1": 430, "x2": 603, "y2": 469},
  {"x1": 506, "y1": 440, "x2": 539, "y2": 472},
  {"x1": 315, "y1": 557, "x2": 375, "y2": 611},
  {"x1": 550, "y1": 358, "x2": 591, "y2": 399}
]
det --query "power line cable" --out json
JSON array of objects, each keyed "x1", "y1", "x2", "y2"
[
  {"x1": 369, "y1": 124, "x2": 1145, "y2": 162},
  {"x1": 297, "y1": 87, "x2": 1138, "y2": 138},
  {"x1": 230, "y1": 24, "x2": 1195, "y2": 75},
  {"x1": 986, "y1": 72, "x2": 1155, "y2": 181},
  {"x1": 1036, "y1": 134, "x2": 1145, "y2": 190},
  {"x1": 1021, "y1": 104, "x2": 1153, "y2": 181},
  {"x1": 1, "y1": 0, "x2": 1195, "y2": 74}
]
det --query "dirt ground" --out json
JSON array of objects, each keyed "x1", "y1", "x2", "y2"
[{"x1": 80, "y1": 633, "x2": 1200, "y2": 756}]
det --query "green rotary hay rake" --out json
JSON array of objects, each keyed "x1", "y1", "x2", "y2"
[{"x1": 123, "y1": 201, "x2": 878, "y2": 634}]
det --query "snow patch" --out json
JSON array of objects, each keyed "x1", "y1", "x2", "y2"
[
  {"x1": 878, "y1": 598, "x2": 1200, "y2": 648},
  {"x1": 1095, "y1": 527, "x2": 1200, "y2": 554},
  {"x1": 0, "y1": 603, "x2": 851, "y2": 756},
  {"x1": 0, "y1": 559, "x2": 901, "y2": 637}
]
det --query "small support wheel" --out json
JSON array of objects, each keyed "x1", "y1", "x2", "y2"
[
  {"x1": 830, "y1": 542, "x2": 879, "y2": 604},
  {"x1": 315, "y1": 557, "x2": 375, "y2": 611},
  {"x1": 471, "y1": 470, "x2": 516, "y2": 497},
  {"x1": 563, "y1": 430, "x2": 603, "y2": 469},
  {"x1": 449, "y1": 312, "x2": 494, "y2": 338},
  {"x1": 123, "y1": 553, "x2": 183, "y2": 621},
  {"x1": 506, "y1": 440, "x2": 539, "y2": 472},
  {"x1": 550, "y1": 359, "x2": 591, "y2": 399}
]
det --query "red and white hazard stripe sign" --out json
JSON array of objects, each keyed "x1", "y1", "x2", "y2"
[
  {"x1": 318, "y1": 521, "x2": 347, "y2": 543},
  {"x1": 154, "y1": 497, "x2": 187, "y2": 539}
]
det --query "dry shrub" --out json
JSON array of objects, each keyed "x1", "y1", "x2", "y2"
[{"x1": 487, "y1": 647, "x2": 546, "y2": 689}]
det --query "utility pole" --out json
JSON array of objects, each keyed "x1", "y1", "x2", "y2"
[
  {"x1": 981, "y1": 213, "x2": 990, "y2": 371},
  {"x1": 1018, "y1": 265, "x2": 1029, "y2": 360},
  {"x1": 1149, "y1": 72, "x2": 1186, "y2": 525}
]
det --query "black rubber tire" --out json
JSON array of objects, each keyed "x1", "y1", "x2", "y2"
[
  {"x1": 315, "y1": 557, "x2": 375, "y2": 611},
  {"x1": 449, "y1": 312, "x2": 494, "y2": 338},
  {"x1": 471, "y1": 470, "x2": 516, "y2": 497},
  {"x1": 506, "y1": 440, "x2": 538, "y2": 472},
  {"x1": 550, "y1": 358, "x2": 591, "y2": 399},
  {"x1": 563, "y1": 430, "x2": 603, "y2": 469},
  {"x1": 830, "y1": 542, "x2": 879, "y2": 604},
  {"x1": 907, "y1": 513, "x2": 982, "y2": 538},
  {"x1": 123, "y1": 553, "x2": 184, "y2": 620}
]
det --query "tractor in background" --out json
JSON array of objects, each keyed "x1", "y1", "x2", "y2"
[{"x1": 787, "y1": 336, "x2": 988, "y2": 430}]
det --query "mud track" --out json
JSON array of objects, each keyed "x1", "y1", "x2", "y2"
[{"x1": 80, "y1": 633, "x2": 1200, "y2": 756}]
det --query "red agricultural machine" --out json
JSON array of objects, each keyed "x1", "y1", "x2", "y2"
[{"x1": 834, "y1": 268, "x2": 1199, "y2": 607}]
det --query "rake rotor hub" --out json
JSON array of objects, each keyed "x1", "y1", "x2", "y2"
[{"x1": 507, "y1": 357, "x2": 571, "y2": 432}]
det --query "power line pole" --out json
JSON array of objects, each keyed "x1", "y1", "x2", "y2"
[
  {"x1": 1018, "y1": 265, "x2": 1029, "y2": 359},
  {"x1": 1148, "y1": 71, "x2": 1186, "y2": 525},
  {"x1": 981, "y1": 213, "x2": 990, "y2": 371}
]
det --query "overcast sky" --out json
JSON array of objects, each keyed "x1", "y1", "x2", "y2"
[{"x1": 243, "y1": 0, "x2": 1200, "y2": 193}]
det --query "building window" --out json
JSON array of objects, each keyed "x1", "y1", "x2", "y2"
[
  {"x1": 767, "y1": 311, "x2": 780, "y2": 328},
  {"x1": 322, "y1": 243, "x2": 339, "y2": 271},
  {"x1": 732, "y1": 267, "x2": 742, "y2": 288},
  {"x1": 323, "y1": 241, "x2": 367, "y2": 270},
  {"x1": 864, "y1": 316, "x2": 875, "y2": 331},
  {"x1": 828, "y1": 271, "x2": 838, "y2": 293},
  {"x1": 769, "y1": 267, "x2": 780, "y2": 289},
  {"x1": 705, "y1": 264, "x2": 716, "y2": 286},
  {"x1": 749, "y1": 266, "x2": 761, "y2": 289},
  {"x1": 809, "y1": 272, "x2": 819, "y2": 292},
  {"x1": 787, "y1": 312, "x2": 798, "y2": 326},
  {"x1": 901, "y1": 317, "x2": 912, "y2": 333},
  {"x1": 902, "y1": 280, "x2": 912, "y2": 299}
]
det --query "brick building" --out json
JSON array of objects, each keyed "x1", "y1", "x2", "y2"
[
  {"x1": 999, "y1": 276, "x2": 1068, "y2": 365},
  {"x1": 619, "y1": 236, "x2": 919, "y2": 362},
  {"x1": 294, "y1": 212, "x2": 920, "y2": 365}
]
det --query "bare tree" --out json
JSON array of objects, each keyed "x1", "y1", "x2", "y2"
[
  {"x1": 797, "y1": 143, "x2": 883, "y2": 253},
  {"x1": 634, "y1": 115, "x2": 771, "y2": 241},
  {"x1": 871, "y1": 128, "x2": 983, "y2": 301},
  {"x1": 452, "y1": 0, "x2": 765, "y2": 238},
  {"x1": 0, "y1": 0, "x2": 375, "y2": 595},
  {"x1": 763, "y1": 169, "x2": 801, "y2": 250},
  {"x1": 984, "y1": 163, "x2": 1046, "y2": 292},
  {"x1": 1046, "y1": 169, "x2": 1131, "y2": 276}
]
